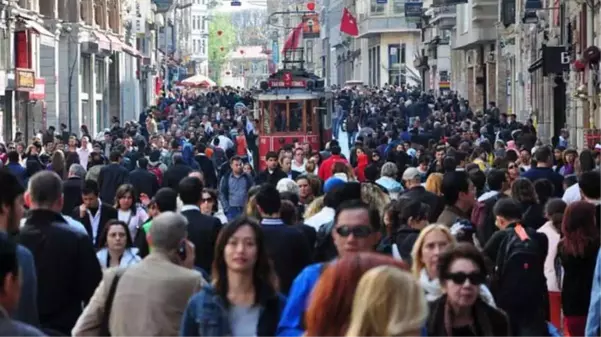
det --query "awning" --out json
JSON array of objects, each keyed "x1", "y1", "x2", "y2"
[
  {"x1": 106, "y1": 34, "x2": 122, "y2": 52},
  {"x1": 93, "y1": 32, "x2": 111, "y2": 51},
  {"x1": 122, "y1": 44, "x2": 142, "y2": 58},
  {"x1": 23, "y1": 20, "x2": 55, "y2": 47}
]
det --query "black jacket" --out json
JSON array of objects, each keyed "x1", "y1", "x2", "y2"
[
  {"x1": 181, "y1": 208, "x2": 223, "y2": 274},
  {"x1": 255, "y1": 168, "x2": 287, "y2": 186},
  {"x1": 71, "y1": 203, "x2": 119, "y2": 249},
  {"x1": 98, "y1": 163, "x2": 130, "y2": 203},
  {"x1": 62, "y1": 177, "x2": 83, "y2": 214},
  {"x1": 398, "y1": 186, "x2": 444, "y2": 223},
  {"x1": 261, "y1": 221, "x2": 312, "y2": 295},
  {"x1": 163, "y1": 163, "x2": 193, "y2": 190},
  {"x1": 129, "y1": 168, "x2": 160, "y2": 199},
  {"x1": 19, "y1": 209, "x2": 102, "y2": 335},
  {"x1": 194, "y1": 154, "x2": 218, "y2": 188}
]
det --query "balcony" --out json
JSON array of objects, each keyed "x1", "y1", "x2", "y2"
[
  {"x1": 357, "y1": 14, "x2": 421, "y2": 39},
  {"x1": 429, "y1": 6, "x2": 456, "y2": 29},
  {"x1": 452, "y1": 26, "x2": 496, "y2": 50}
]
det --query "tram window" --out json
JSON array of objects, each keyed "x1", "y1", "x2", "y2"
[
  {"x1": 262, "y1": 102, "x2": 271, "y2": 134},
  {"x1": 289, "y1": 102, "x2": 303, "y2": 132},
  {"x1": 305, "y1": 100, "x2": 313, "y2": 133},
  {"x1": 273, "y1": 102, "x2": 287, "y2": 132}
]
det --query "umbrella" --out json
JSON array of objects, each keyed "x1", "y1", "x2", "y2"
[{"x1": 180, "y1": 74, "x2": 216, "y2": 88}]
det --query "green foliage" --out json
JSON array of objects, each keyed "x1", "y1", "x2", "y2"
[{"x1": 208, "y1": 13, "x2": 237, "y2": 85}]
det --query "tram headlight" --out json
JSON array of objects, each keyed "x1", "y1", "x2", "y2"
[
  {"x1": 260, "y1": 81, "x2": 269, "y2": 90},
  {"x1": 315, "y1": 79, "x2": 325, "y2": 89},
  {"x1": 306, "y1": 80, "x2": 315, "y2": 90}
]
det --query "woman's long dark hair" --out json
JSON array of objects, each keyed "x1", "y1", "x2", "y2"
[
  {"x1": 560, "y1": 201, "x2": 600, "y2": 257},
  {"x1": 114, "y1": 184, "x2": 137, "y2": 211},
  {"x1": 211, "y1": 216, "x2": 279, "y2": 305}
]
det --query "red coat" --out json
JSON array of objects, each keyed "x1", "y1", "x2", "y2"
[
  {"x1": 318, "y1": 155, "x2": 348, "y2": 181},
  {"x1": 355, "y1": 153, "x2": 368, "y2": 182}
]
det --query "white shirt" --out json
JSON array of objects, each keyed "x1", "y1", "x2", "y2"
[
  {"x1": 537, "y1": 221, "x2": 561, "y2": 292},
  {"x1": 217, "y1": 135, "x2": 234, "y2": 151},
  {"x1": 304, "y1": 207, "x2": 335, "y2": 231},
  {"x1": 76, "y1": 147, "x2": 90, "y2": 169},
  {"x1": 117, "y1": 207, "x2": 149, "y2": 239},
  {"x1": 562, "y1": 183, "x2": 581, "y2": 204},
  {"x1": 291, "y1": 159, "x2": 306, "y2": 173}
]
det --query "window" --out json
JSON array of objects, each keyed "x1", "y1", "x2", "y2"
[
  {"x1": 201, "y1": 39, "x2": 206, "y2": 55},
  {"x1": 203, "y1": 17, "x2": 208, "y2": 31},
  {"x1": 461, "y1": 4, "x2": 469, "y2": 33},
  {"x1": 370, "y1": 0, "x2": 385, "y2": 15},
  {"x1": 388, "y1": 44, "x2": 401, "y2": 85},
  {"x1": 392, "y1": 0, "x2": 405, "y2": 14},
  {"x1": 273, "y1": 102, "x2": 288, "y2": 132},
  {"x1": 193, "y1": 40, "x2": 197, "y2": 53},
  {"x1": 400, "y1": 43, "x2": 406, "y2": 64},
  {"x1": 306, "y1": 40, "x2": 313, "y2": 63},
  {"x1": 95, "y1": 59, "x2": 103, "y2": 93},
  {"x1": 288, "y1": 102, "x2": 303, "y2": 132}
]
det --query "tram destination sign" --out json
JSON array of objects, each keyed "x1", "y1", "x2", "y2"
[{"x1": 268, "y1": 79, "x2": 307, "y2": 88}]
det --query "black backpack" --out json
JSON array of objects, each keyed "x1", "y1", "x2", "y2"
[{"x1": 492, "y1": 224, "x2": 546, "y2": 311}]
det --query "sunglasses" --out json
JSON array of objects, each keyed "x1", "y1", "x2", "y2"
[
  {"x1": 201, "y1": 197, "x2": 213, "y2": 203},
  {"x1": 508, "y1": 164, "x2": 516, "y2": 169},
  {"x1": 445, "y1": 272, "x2": 485, "y2": 285},
  {"x1": 335, "y1": 225, "x2": 374, "y2": 238}
]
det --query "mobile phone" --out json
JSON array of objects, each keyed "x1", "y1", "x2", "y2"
[{"x1": 178, "y1": 241, "x2": 187, "y2": 261}]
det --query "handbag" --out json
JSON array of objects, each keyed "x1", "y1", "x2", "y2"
[{"x1": 99, "y1": 269, "x2": 125, "y2": 336}]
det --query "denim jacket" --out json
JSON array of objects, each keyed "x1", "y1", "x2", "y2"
[{"x1": 180, "y1": 284, "x2": 286, "y2": 336}]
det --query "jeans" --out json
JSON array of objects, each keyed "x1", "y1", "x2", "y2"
[
  {"x1": 226, "y1": 207, "x2": 244, "y2": 221},
  {"x1": 348, "y1": 131, "x2": 357, "y2": 149},
  {"x1": 332, "y1": 117, "x2": 339, "y2": 139}
]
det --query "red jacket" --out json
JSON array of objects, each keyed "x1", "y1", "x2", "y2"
[
  {"x1": 355, "y1": 153, "x2": 368, "y2": 182},
  {"x1": 318, "y1": 154, "x2": 348, "y2": 181}
]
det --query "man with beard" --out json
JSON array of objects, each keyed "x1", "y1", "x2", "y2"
[{"x1": 0, "y1": 169, "x2": 38, "y2": 327}]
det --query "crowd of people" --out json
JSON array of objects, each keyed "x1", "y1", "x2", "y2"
[{"x1": 0, "y1": 85, "x2": 599, "y2": 337}]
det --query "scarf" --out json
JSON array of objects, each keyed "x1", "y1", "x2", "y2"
[{"x1": 419, "y1": 269, "x2": 497, "y2": 307}]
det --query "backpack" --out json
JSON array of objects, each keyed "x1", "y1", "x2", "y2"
[
  {"x1": 148, "y1": 166, "x2": 163, "y2": 186},
  {"x1": 471, "y1": 193, "x2": 504, "y2": 245},
  {"x1": 492, "y1": 224, "x2": 546, "y2": 310}
]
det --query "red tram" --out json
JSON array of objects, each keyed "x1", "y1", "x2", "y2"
[{"x1": 254, "y1": 62, "x2": 332, "y2": 170}]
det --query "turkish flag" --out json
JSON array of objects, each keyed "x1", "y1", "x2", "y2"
[
  {"x1": 282, "y1": 22, "x2": 303, "y2": 54},
  {"x1": 340, "y1": 7, "x2": 359, "y2": 36}
]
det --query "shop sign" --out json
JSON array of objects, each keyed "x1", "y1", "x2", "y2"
[
  {"x1": 30, "y1": 78, "x2": 46, "y2": 100},
  {"x1": 268, "y1": 79, "x2": 306, "y2": 88},
  {"x1": 15, "y1": 68, "x2": 35, "y2": 91}
]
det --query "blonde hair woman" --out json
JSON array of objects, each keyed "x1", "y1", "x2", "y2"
[
  {"x1": 424, "y1": 173, "x2": 443, "y2": 196},
  {"x1": 303, "y1": 195, "x2": 324, "y2": 219},
  {"x1": 346, "y1": 266, "x2": 428, "y2": 337},
  {"x1": 411, "y1": 224, "x2": 495, "y2": 305},
  {"x1": 361, "y1": 182, "x2": 390, "y2": 219}
]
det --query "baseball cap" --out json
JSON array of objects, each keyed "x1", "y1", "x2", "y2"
[{"x1": 402, "y1": 167, "x2": 421, "y2": 181}]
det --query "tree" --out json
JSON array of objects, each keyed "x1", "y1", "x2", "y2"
[{"x1": 208, "y1": 13, "x2": 237, "y2": 84}]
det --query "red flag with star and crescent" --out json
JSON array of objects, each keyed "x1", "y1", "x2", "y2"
[{"x1": 340, "y1": 7, "x2": 359, "y2": 36}]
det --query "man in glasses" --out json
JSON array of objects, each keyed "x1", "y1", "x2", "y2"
[{"x1": 277, "y1": 198, "x2": 380, "y2": 336}]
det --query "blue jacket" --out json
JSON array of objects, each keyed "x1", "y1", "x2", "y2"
[
  {"x1": 6, "y1": 163, "x2": 26, "y2": 187},
  {"x1": 180, "y1": 284, "x2": 286, "y2": 336},
  {"x1": 15, "y1": 245, "x2": 39, "y2": 327},
  {"x1": 276, "y1": 263, "x2": 325, "y2": 336},
  {"x1": 586, "y1": 249, "x2": 601, "y2": 337}
]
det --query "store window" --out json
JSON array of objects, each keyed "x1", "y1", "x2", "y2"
[
  {"x1": 392, "y1": 0, "x2": 405, "y2": 14},
  {"x1": 370, "y1": 0, "x2": 385, "y2": 15}
]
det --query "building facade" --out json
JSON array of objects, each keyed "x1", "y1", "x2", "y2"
[
  {"x1": 0, "y1": 0, "x2": 161, "y2": 141},
  {"x1": 189, "y1": 0, "x2": 209, "y2": 76}
]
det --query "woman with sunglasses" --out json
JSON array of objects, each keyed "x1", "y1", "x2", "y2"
[
  {"x1": 411, "y1": 224, "x2": 496, "y2": 306},
  {"x1": 200, "y1": 188, "x2": 227, "y2": 224},
  {"x1": 426, "y1": 243, "x2": 510, "y2": 336}
]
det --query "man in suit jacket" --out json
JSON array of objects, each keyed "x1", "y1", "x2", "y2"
[
  {"x1": 98, "y1": 151, "x2": 130, "y2": 203},
  {"x1": 129, "y1": 157, "x2": 159, "y2": 199},
  {"x1": 62, "y1": 164, "x2": 86, "y2": 214},
  {"x1": 72, "y1": 180, "x2": 118, "y2": 248},
  {"x1": 178, "y1": 177, "x2": 222, "y2": 274},
  {"x1": 72, "y1": 212, "x2": 206, "y2": 336}
]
